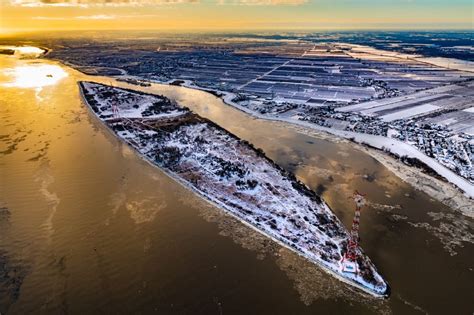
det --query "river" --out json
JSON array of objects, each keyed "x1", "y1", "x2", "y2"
[{"x1": 0, "y1": 50, "x2": 473, "y2": 314}]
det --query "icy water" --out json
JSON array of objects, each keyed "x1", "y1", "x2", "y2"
[{"x1": 0, "y1": 51, "x2": 473, "y2": 314}]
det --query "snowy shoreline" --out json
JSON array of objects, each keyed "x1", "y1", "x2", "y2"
[{"x1": 78, "y1": 81, "x2": 390, "y2": 298}]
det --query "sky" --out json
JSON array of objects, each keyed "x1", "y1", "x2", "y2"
[{"x1": 0, "y1": 0, "x2": 473, "y2": 33}]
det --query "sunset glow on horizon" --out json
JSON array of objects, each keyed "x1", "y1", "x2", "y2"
[{"x1": 0, "y1": 0, "x2": 473, "y2": 34}]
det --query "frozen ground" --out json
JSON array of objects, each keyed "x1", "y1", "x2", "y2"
[{"x1": 79, "y1": 81, "x2": 389, "y2": 297}]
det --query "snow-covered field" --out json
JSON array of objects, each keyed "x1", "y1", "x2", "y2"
[{"x1": 79, "y1": 81, "x2": 389, "y2": 297}]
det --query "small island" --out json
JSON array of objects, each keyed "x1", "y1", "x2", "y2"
[{"x1": 79, "y1": 81, "x2": 389, "y2": 297}]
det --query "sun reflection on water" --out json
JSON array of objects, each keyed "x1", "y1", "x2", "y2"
[
  {"x1": 0, "y1": 45, "x2": 45, "y2": 57},
  {"x1": 2, "y1": 64, "x2": 68, "y2": 89}
]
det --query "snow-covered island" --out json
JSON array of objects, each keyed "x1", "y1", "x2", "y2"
[{"x1": 79, "y1": 81, "x2": 389, "y2": 297}]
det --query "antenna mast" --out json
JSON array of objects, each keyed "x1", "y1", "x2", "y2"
[{"x1": 341, "y1": 191, "x2": 366, "y2": 274}]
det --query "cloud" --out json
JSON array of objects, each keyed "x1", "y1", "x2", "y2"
[
  {"x1": 32, "y1": 16, "x2": 68, "y2": 20},
  {"x1": 76, "y1": 14, "x2": 116, "y2": 19},
  {"x1": 11, "y1": 0, "x2": 198, "y2": 6},
  {"x1": 217, "y1": 0, "x2": 307, "y2": 4},
  {"x1": 33, "y1": 14, "x2": 162, "y2": 19},
  {"x1": 33, "y1": 14, "x2": 116, "y2": 19},
  {"x1": 11, "y1": 0, "x2": 303, "y2": 6}
]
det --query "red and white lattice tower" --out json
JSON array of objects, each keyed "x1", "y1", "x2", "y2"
[{"x1": 341, "y1": 191, "x2": 366, "y2": 274}]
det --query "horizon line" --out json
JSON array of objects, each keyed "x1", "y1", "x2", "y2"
[{"x1": 2, "y1": 27, "x2": 473, "y2": 36}]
